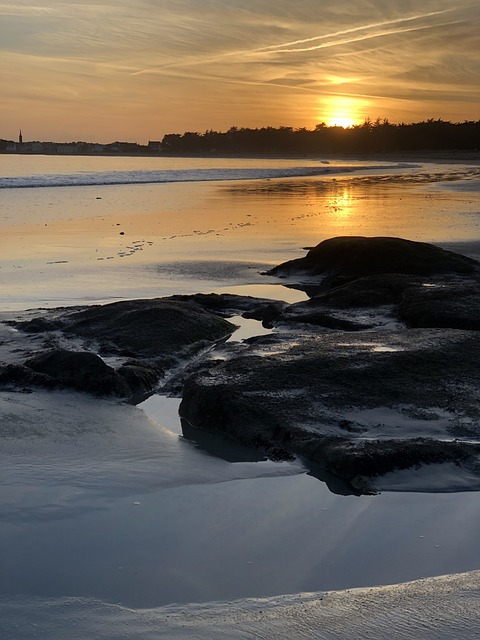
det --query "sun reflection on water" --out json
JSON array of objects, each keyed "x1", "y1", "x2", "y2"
[{"x1": 326, "y1": 186, "x2": 354, "y2": 221}]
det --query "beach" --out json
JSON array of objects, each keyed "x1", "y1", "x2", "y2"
[
  {"x1": 1, "y1": 154, "x2": 480, "y2": 310},
  {"x1": 1, "y1": 154, "x2": 480, "y2": 637}
]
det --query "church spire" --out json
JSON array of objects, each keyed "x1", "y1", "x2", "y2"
[{"x1": 19, "y1": 130, "x2": 23, "y2": 144}]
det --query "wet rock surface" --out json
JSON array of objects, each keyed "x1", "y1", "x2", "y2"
[
  {"x1": 267, "y1": 238, "x2": 480, "y2": 332},
  {"x1": 397, "y1": 283, "x2": 480, "y2": 330},
  {"x1": 180, "y1": 329, "x2": 480, "y2": 493},
  {"x1": 61, "y1": 298, "x2": 235, "y2": 358},
  {"x1": 178, "y1": 238, "x2": 480, "y2": 493},
  {"x1": 1, "y1": 298, "x2": 236, "y2": 398},
  {"x1": 24, "y1": 349, "x2": 131, "y2": 396}
]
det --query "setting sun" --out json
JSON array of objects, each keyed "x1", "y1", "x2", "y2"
[
  {"x1": 320, "y1": 96, "x2": 368, "y2": 129},
  {"x1": 326, "y1": 116, "x2": 356, "y2": 128}
]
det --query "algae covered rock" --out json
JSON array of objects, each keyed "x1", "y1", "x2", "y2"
[{"x1": 63, "y1": 298, "x2": 236, "y2": 358}]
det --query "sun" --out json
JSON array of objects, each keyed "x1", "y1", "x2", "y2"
[
  {"x1": 326, "y1": 116, "x2": 356, "y2": 128},
  {"x1": 319, "y1": 96, "x2": 368, "y2": 129}
]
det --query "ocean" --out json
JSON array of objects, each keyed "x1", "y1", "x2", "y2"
[{"x1": 1, "y1": 153, "x2": 480, "y2": 638}]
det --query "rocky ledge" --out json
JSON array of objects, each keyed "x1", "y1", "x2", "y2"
[
  {"x1": 0, "y1": 299, "x2": 237, "y2": 399},
  {"x1": 179, "y1": 237, "x2": 480, "y2": 494}
]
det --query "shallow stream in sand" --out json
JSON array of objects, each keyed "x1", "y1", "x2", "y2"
[{"x1": 1, "y1": 154, "x2": 480, "y2": 636}]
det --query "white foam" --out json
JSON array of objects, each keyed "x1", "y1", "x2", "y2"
[{"x1": 0, "y1": 164, "x2": 411, "y2": 189}]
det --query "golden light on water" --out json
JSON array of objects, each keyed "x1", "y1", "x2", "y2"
[
  {"x1": 327, "y1": 186, "x2": 354, "y2": 220},
  {"x1": 320, "y1": 96, "x2": 369, "y2": 128}
]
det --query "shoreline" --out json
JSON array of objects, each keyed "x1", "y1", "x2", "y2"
[
  {"x1": 2, "y1": 149, "x2": 479, "y2": 164},
  {"x1": 2, "y1": 569, "x2": 479, "y2": 639}
]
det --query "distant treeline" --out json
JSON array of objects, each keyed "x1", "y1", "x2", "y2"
[{"x1": 161, "y1": 119, "x2": 480, "y2": 155}]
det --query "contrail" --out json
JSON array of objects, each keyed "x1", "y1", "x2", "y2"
[
  {"x1": 131, "y1": 8, "x2": 456, "y2": 77},
  {"x1": 251, "y1": 9, "x2": 453, "y2": 53},
  {"x1": 270, "y1": 19, "x2": 465, "y2": 55}
]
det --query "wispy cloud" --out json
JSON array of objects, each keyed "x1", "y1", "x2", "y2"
[
  {"x1": 2, "y1": 0, "x2": 479, "y2": 141},
  {"x1": 249, "y1": 9, "x2": 454, "y2": 53}
]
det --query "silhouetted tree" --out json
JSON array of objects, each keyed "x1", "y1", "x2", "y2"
[{"x1": 159, "y1": 120, "x2": 480, "y2": 155}]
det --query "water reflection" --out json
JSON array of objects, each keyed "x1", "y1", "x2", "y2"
[
  {"x1": 2, "y1": 390, "x2": 480, "y2": 609},
  {"x1": 219, "y1": 171, "x2": 480, "y2": 245},
  {"x1": 325, "y1": 185, "x2": 354, "y2": 221},
  {"x1": 181, "y1": 418, "x2": 267, "y2": 463}
]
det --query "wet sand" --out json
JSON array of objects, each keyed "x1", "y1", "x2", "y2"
[{"x1": 1, "y1": 161, "x2": 479, "y2": 310}]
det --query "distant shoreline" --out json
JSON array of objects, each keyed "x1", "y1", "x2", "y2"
[{"x1": 1, "y1": 149, "x2": 479, "y2": 164}]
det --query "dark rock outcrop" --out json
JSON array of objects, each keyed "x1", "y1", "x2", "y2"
[
  {"x1": 13, "y1": 317, "x2": 62, "y2": 333},
  {"x1": 0, "y1": 363, "x2": 57, "y2": 390},
  {"x1": 397, "y1": 283, "x2": 480, "y2": 330},
  {"x1": 4, "y1": 238, "x2": 480, "y2": 494},
  {"x1": 266, "y1": 238, "x2": 480, "y2": 332},
  {"x1": 268, "y1": 236, "x2": 480, "y2": 287},
  {"x1": 180, "y1": 329, "x2": 480, "y2": 493},
  {"x1": 62, "y1": 299, "x2": 235, "y2": 358},
  {"x1": 117, "y1": 361, "x2": 163, "y2": 396},
  {"x1": 5, "y1": 298, "x2": 236, "y2": 398},
  {"x1": 301, "y1": 274, "x2": 422, "y2": 308},
  {"x1": 24, "y1": 349, "x2": 130, "y2": 396}
]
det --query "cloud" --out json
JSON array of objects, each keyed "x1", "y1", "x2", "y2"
[{"x1": 2, "y1": 0, "x2": 479, "y2": 141}]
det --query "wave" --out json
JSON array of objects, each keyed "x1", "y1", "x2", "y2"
[{"x1": 0, "y1": 164, "x2": 403, "y2": 189}]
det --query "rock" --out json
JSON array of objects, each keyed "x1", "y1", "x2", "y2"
[
  {"x1": 117, "y1": 361, "x2": 163, "y2": 396},
  {"x1": 13, "y1": 317, "x2": 62, "y2": 333},
  {"x1": 397, "y1": 283, "x2": 480, "y2": 330},
  {"x1": 275, "y1": 298, "x2": 376, "y2": 331},
  {"x1": 265, "y1": 239, "x2": 480, "y2": 330},
  {"x1": 24, "y1": 349, "x2": 130, "y2": 396},
  {"x1": 58, "y1": 298, "x2": 236, "y2": 358},
  {"x1": 305, "y1": 274, "x2": 422, "y2": 308},
  {"x1": 241, "y1": 301, "x2": 287, "y2": 327},
  {"x1": 267, "y1": 237, "x2": 480, "y2": 289},
  {"x1": 0, "y1": 363, "x2": 56, "y2": 390},
  {"x1": 180, "y1": 329, "x2": 480, "y2": 493},
  {"x1": 169, "y1": 293, "x2": 287, "y2": 326},
  {"x1": 270, "y1": 274, "x2": 417, "y2": 331},
  {"x1": 3, "y1": 298, "x2": 236, "y2": 399}
]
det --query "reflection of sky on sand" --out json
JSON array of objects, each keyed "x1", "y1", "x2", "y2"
[
  {"x1": 1, "y1": 164, "x2": 480, "y2": 310},
  {"x1": 2, "y1": 388, "x2": 480, "y2": 610},
  {"x1": 220, "y1": 171, "x2": 480, "y2": 244},
  {"x1": 325, "y1": 186, "x2": 354, "y2": 221}
]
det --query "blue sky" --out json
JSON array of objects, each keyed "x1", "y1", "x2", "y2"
[{"x1": 1, "y1": 0, "x2": 479, "y2": 142}]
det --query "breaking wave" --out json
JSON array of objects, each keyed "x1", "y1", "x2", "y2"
[{"x1": 0, "y1": 164, "x2": 403, "y2": 189}]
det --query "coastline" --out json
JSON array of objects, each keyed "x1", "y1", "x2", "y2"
[{"x1": 2, "y1": 149, "x2": 480, "y2": 164}]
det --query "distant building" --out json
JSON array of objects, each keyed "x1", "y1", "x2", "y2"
[{"x1": 19, "y1": 130, "x2": 23, "y2": 144}]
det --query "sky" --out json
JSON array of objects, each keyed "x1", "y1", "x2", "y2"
[{"x1": 1, "y1": 0, "x2": 479, "y2": 143}]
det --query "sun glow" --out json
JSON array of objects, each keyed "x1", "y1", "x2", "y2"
[
  {"x1": 319, "y1": 96, "x2": 368, "y2": 129},
  {"x1": 327, "y1": 116, "x2": 356, "y2": 128}
]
